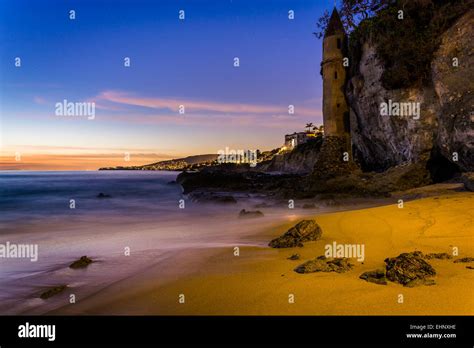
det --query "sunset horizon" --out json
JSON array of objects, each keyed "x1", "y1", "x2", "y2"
[{"x1": 1, "y1": 0, "x2": 326, "y2": 171}]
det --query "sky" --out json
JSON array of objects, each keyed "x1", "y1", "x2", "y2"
[{"x1": 0, "y1": 0, "x2": 332, "y2": 170}]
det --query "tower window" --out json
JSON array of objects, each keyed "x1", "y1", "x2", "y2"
[
  {"x1": 337, "y1": 38, "x2": 341, "y2": 49},
  {"x1": 334, "y1": 71, "x2": 338, "y2": 79},
  {"x1": 337, "y1": 103, "x2": 340, "y2": 108}
]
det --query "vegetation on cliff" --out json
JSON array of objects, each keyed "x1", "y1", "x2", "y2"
[{"x1": 315, "y1": 0, "x2": 473, "y2": 89}]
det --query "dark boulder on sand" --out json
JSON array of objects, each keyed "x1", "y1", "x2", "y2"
[
  {"x1": 359, "y1": 269, "x2": 388, "y2": 285},
  {"x1": 97, "y1": 192, "x2": 111, "y2": 198},
  {"x1": 384, "y1": 251, "x2": 436, "y2": 286},
  {"x1": 239, "y1": 209, "x2": 264, "y2": 218},
  {"x1": 269, "y1": 220, "x2": 322, "y2": 248},
  {"x1": 294, "y1": 256, "x2": 353, "y2": 274},
  {"x1": 69, "y1": 256, "x2": 94, "y2": 269},
  {"x1": 40, "y1": 285, "x2": 67, "y2": 299}
]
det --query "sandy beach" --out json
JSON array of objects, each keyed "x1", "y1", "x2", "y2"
[{"x1": 50, "y1": 185, "x2": 474, "y2": 316}]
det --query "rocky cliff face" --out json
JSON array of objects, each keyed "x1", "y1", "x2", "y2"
[
  {"x1": 257, "y1": 138, "x2": 323, "y2": 174},
  {"x1": 346, "y1": 9, "x2": 473, "y2": 179}
]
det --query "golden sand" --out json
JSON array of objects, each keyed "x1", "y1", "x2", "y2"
[{"x1": 53, "y1": 191, "x2": 474, "y2": 315}]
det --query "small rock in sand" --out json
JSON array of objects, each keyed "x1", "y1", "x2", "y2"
[
  {"x1": 40, "y1": 285, "x2": 67, "y2": 299},
  {"x1": 404, "y1": 278, "x2": 436, "y2": 287},
  {"x1": 294, "y1": 257, "x2": 353, "y2": 274},
  {"x1": 454, "y1": 257, "x2": 474, "y2": 263},
  {"x1": 424, "y1": 252, "x2": 453, "y2": 260},
  {"x1": 359, "y1": 269, "x2": 388, "y2": 285},
  {"x1": 287, "y1": 254, "x2": 300, "y2": 260},
  {"x1": 269, "y1": 220, "x2": 322, "y2": 248},
  {"x1": 97, "y1": 192, "x2": 111, "y2": 198},
  {"x1": 69, "y1": 256, "x2": 94, "y2": 269}
]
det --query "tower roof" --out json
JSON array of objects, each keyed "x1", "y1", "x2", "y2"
[{"x1": 324, "y1": 8, "x2": 345, "y2": 37}]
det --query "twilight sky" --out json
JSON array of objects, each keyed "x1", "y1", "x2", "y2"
[{"x1": 0, "y1": 0, "x2": 331, "y2": 170}]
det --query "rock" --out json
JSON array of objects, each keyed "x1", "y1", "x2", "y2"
[
  {"x1": 268, "y1": 220, "x2": 322, "y2": 248},
  {"x1": 384, "y1": 251, "x2": 436, "y2": 286},
  {"x1": 257, "y1": 137, "x2": 323, "y2": 175},
  {"x1": 460, "y1": 173, "x2": 474, "y2": 191},
  {"x1": 424, "y1": 252, "x2": 453, "y2": 260},
  {"x1": 359, "y1": 269, "x2": 388, "y2": 285},
  {"x1": 302, "y1": 203, "x2": 317, "y2": 209},
  {"x1": 238, "y1": 209, "x2": 264, "y2": 218},
  {"x1": 466, "y1": 266, "x2": 474, "y2": 270},
  {"x1": 453, "y1": 257, "x2": 474, "y2": 263},
  {"x1": 40, "y1": 285, "x2": 67, "y2": 299},
  {"x1": 294, "y1": 257, "x2": 353, "y2": 274},
  {"x1": 97, "y1": 192, "x2": 111, "y2": 198},
  {"x1": 69, "y1": 256, "x2": 93, "y2": 269},
  {"x1": 287, "y1": 254, "x2": 300, "y2": 260}
]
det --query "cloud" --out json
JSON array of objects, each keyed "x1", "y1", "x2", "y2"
[{"x1": 95, "y1": 90, "x2": 321, "y2": 118}]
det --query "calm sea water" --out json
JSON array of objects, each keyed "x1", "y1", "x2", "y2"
[
  {"x1": 0, "y1": 171, "x2": 183, "y2": 225},
  {"x1": 0, "y1": 170, "x2": 301, "y2": 314}
]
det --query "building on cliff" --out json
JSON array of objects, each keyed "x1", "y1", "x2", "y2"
[{"x1": 284, "y1": 132, "x2": 316, "y2": 150}]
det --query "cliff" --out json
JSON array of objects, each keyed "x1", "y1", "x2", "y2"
[
  {"x1": 256, "y1": 137, "x2": 323, "y2": 174},
  {"x1": 346, "y1": 5, "x2": 473, "y2": 181}
]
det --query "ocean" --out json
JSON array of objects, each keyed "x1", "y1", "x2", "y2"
[{"x1": 0, "y1": 170, "x2": 301, "y2": 314}]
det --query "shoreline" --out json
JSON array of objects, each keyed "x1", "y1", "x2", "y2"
[{"x1": 46, "y1": 187, "x2": 474, "y2": 315}]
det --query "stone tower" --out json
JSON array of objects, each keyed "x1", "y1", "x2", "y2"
[
  {"x1": 322, "y1": 8, "x2": 350, "y2": 141},
  {"x1": 312, "y1": 8, "x2": 356, "y2": 181}
]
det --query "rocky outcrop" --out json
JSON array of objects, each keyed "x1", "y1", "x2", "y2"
[
  {"x1": 268, "y1": 220, "x2": 322, "y2": 248},
  {"x1": 346, "y1": 10, "x2": 473, "y2": 177},
  {"x1": 177, "y1": 168, "x2": 303, "y2": 195},
  {"x1": 257, "y1": 138, "x2": 323, "y2": 174},
  {"x1": 384, "y1": 251, "x2": 436, "y2": 287}
]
